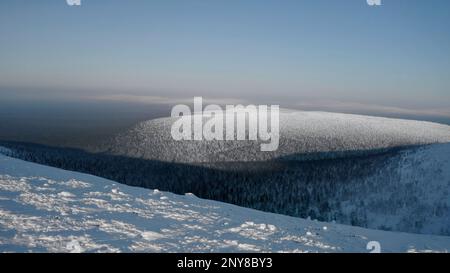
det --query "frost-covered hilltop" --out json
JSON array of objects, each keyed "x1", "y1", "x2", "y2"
[
  {"x1": 96, "y1": 110, "x2": 450, "y2": 163},
  {"x1": 1, "y1": 111, "x2": 450, "y2": 252},
  {"x1": 0, "y1": 153, "x2": 449, "y2": 253}
]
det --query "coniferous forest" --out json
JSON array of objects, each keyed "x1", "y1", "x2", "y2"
[{"x1": 1, "y1": 141, "x2": 449, "y2": 236}]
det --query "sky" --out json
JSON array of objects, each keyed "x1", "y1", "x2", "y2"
[{"x1": 0, "y1": 0, "x2": 449, "y2": 116}]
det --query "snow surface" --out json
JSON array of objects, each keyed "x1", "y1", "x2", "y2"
[
  {"x1": 330, "y1": 143, "x2": 450, "y2": 235},
  {"x1": 96, "y1": 110, "x2": 450, "y2": 163},
  {"x1": 1, "y1": 154, "x2": 449, "y2": 253}
]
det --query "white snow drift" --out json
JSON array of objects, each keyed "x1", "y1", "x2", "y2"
[
  {"x1": 96, "y1": 110, "x2": 450, "y2": 163},
  {"x1": 1, "y1": 153, "x2": 450, "y2": 253}
]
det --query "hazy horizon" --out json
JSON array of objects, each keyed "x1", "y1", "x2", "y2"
[
  {"x1": 1, "y1": 0, "x2": 450, "y2": 147},
  {"x1": 1, "y1": 0, "x2": 449, "y2": 117}
]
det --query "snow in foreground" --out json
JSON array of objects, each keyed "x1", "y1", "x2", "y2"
[{"x1": 0, "y1": 154, "x2": 449, "y2": 253}]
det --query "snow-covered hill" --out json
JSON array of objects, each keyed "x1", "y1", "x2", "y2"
[
  {"x1": 1, "y1": 154, "x2": 450, "y2": 253},
  {"x1": 96, "y1": 110, "x2": 450, "y2": 163}
]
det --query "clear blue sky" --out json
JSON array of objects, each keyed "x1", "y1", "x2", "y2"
[{"x1": 0, "y1": 0, "x2": 449, "y2": 113}]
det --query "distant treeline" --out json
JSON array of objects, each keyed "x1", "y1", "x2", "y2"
[{"x1": 1, "y1": 141, "x2": 448, "y2": 235}]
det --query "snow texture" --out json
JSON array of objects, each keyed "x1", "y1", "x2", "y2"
[
  {"x1": 96, "y1": 110, "x2": 450, "y2": 163},
  {"x1": 1, "y1": 154, "x2": 449, "y2": 253}
]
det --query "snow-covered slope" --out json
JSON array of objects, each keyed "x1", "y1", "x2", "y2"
[
  {"x1": 1, "y1": 154, "x2": 449, "y2": 253},
  {"x1": 96, "y1": 110, "x2": 450, "y2": 163}
]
